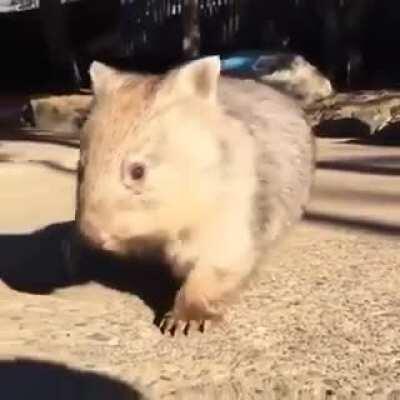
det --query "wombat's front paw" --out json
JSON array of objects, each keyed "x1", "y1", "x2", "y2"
[{"x1": 160, "y1": 288, "x2": 222, "y2": 336}]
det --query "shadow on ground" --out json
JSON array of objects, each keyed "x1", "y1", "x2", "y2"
[
  {"x1": 314, "y1": 118, "x2": 371, "y2": 139},
  {"x1": 0, "y1": 126, "x2": 79, "y2": 148},
  {"x1": 317, "y1": 155, "x2": 400, "y2": 175},
  {"x1": 0, "y1": 222, "x2": 178, "y2": 325},
  {"x1": 0, "y1": 157, "x2": 76, "y2": 175},
  {"x1": 0, "y1": 358, "x2": 144, "y2": 400},
  {"x1": 314, "y1": 118, "x2": 400, "y2": 146},
  {"x1": 305, "y1": 211, "x2": 400, "y2": 236}
]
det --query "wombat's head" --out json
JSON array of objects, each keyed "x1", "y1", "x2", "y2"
[{"x1": 76, "y1": 57, "x2": 227, "y2": 256}]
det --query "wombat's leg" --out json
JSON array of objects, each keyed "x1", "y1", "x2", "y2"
[{"x1": 162, "y1": 262, "x2": 251, "y2": 334}]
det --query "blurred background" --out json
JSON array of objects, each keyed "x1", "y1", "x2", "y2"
[{"x1": 2, "y1": 0, "x2": 400, "y2": 94}]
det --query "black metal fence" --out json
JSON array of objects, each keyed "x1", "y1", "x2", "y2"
[
  {"x1": 84, "y1": 0, "x2": 322, "y2": 76},
  {"x1": 119, "y1": 0, "x2": 245, "y2": 61},
  {"x1": 114, "y1": 0, "x2": 400, "y2": 90},
  {"x1": 2, "y1": 0, "x2": 400, "y2": 92}
]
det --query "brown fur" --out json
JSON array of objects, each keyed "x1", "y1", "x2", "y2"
[{"x1": 76, "y1": 58, "x2": 315, "y2": 329}]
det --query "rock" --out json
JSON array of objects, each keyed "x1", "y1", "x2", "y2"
[
  {"x1": 19, "y1": 52, "x2": 333, "y2": 141},
  {"x1": 21, "y1": 94, "x2": 92, "y2": 139},
  {"x1": 308, "y1": 90, "x2": 400, "y2": 138}
]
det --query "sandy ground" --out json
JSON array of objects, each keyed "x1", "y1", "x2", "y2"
[{"x1": 0, "y1": 130, "x2": 399, "y2": 399}]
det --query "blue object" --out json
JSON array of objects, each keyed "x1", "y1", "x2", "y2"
[
  {"x1": 221, "y1": 56, "x2": 255, "y2": 73},
  {"x1": 220, "y1": 50, "x2": 294, "y2": 76},
  {"x1": 189, "y1": 50, "x2": 295, "y2": 77}
]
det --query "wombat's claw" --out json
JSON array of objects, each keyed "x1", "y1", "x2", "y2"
[
  {"x1": 159, "y1": 287, "x2": 224, "y2": 335},
  {"x1": 159, "y1": 313, "x2": 175, "y2": 335},
  {"x1": 199, "y1": 320, "x2": 207, "y2": 333},
  {"x1": 158, "y1": 315, "x2": 183, "y2": 336},
  {"x1": 159, "y1": 314, "x2": 210, "y2": 336}
]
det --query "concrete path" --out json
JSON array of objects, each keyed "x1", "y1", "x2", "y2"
[{"x1": 0, "y1": 135, "x2": 399, "y2": 399}]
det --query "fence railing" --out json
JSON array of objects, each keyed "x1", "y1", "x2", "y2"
[{"x1": 2, "y1": 0, "x2": 400, "y2": 91}]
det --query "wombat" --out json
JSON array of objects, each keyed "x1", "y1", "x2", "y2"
[{"x1": 75, "y1": 57, "x2": 315, "y2": 331}]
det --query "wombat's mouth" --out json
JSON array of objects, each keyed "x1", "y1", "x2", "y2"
[
  {"x1": 120, "y1": 234, "x2": 169, "y2": 258},
  {"x1": 80, "y1": 229, "x2": 168, "y2": 259}
]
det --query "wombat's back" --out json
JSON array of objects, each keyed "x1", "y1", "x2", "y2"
[{"x1": 218, "y1": 77, "x2": 315, "y2": 248}]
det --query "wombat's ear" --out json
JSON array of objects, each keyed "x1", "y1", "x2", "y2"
[
  {"x1": 172, "y1": 56, "x2": 221, "y2": 102},
  {"x1": 89, "y1": 61, "x2": 121, "y2": 95}
]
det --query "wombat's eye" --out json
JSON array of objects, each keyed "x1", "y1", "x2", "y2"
[{"x1": 129, "y1": 162, "x2": 146, "y2": 181}]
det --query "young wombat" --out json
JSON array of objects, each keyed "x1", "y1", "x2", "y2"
[{"x1": 76, "y1": 57, "x2": 315, "y2": 330}]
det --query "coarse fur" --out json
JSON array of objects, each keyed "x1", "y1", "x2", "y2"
[
  {"x1": 76, "y1": 57, "x2": 315, "y2": 328},
  {"x1": 258, "y1": 54, "x2": 333, "y2": 105}
]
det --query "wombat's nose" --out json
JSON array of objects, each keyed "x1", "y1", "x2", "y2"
[{"x1": 79, "y1": 220, "x2": 110, "y2": 249}]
